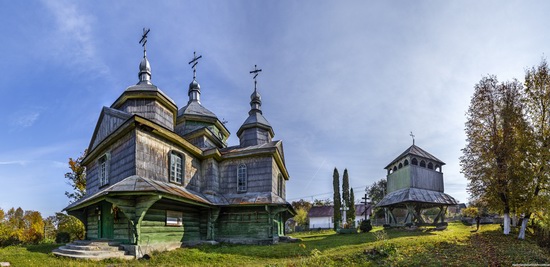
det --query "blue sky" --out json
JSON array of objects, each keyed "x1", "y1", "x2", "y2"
[{"x1": 1, "y1": 1, "x2": 549, "y2": 217}]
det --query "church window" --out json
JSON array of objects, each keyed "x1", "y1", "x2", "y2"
[
  {"x1": 412, "y1": 158, "x2": 418, "y2": 165},
  {"x1": 420, "y1": 160, "x2": 426, "y2": 168},
  {"x1": 392, "y1": 166, "x2": 397, "y2": 172},
  {"x1": 435, "y1": 165, "x2": 441, "y2": 172},
  {"x1": 398, "y1": 163, "x2": 403, "y2": 169},
  {"x1": 277, "y1": 174, "x2": 284, "y2": 197},
  {"x1": 170, "y1": 151, "x2": 183, "y2": 184},
  {"x1": 98, "y1": 154, "x2": 109, "y2": 187},
  {"x1": 166, "y1": 210, "x2": 183, "y2": 226},
  {"x1": 404, "y1": 159, "x2": 409, "y2": 166},
  {"x1": 427, "y1": 162, "x2": 434, "y2": 170},
  {"x1": 237, "y1": 164, "x2": 247, "y2": 192}
]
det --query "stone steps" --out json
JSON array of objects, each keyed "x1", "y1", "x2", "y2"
[{"x1": 52, "y1": 240, "x2": 134, "y2": 261}]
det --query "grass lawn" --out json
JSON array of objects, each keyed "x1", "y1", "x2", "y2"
[{"x1": 0, "y1": 222, "x2": 549, "y2": 266}]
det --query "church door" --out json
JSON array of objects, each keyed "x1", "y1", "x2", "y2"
[{"x1": 100, "y1": 202, "x2": 114, "y2": 239}]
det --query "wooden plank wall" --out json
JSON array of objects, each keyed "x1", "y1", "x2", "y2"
[
  {"x1": 216, "y1": 207, "x2": 270, "y2": 240},
  {"x1": 91, "y1": 108, "x2": 130, "y2": 150},
  {"x1": 86, "y1": 208, "x2": 99, "y2": 239},
  {"x1": 86, "y1": 131, "x2": 136, "y2": 195},
  {"x1": 387, "y1": 166, "x2": 411, "y2": 193},
  {"x1": 219, "y1": 157, "x2": 273, "y2": 195},
  {"x1": 135, "y1": 130, "x2": 201, "y2": 191},
  {"x1": 411, "y1": 166, "x2": 444, "y2": 192},
  {"x1": 139, "y1": 201, "x2": 204, "y2": 245},
  {"x1": 119, "y1": 99, "x2": 174, "y2": 131}
]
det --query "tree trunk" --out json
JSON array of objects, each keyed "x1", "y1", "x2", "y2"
[
  {"x1": 503, "y1": 213, "x2": 511, "y2": 235},
  {"x1": 518, "y1": 214, "x2": 530, "y2": 240},
  {"x1": 512, "y1": 214, "x2": 517, "y2": 227}
]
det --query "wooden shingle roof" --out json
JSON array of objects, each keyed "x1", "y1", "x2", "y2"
[
  {"x1": 376, "y1": 188, "x2": 457, "y2": 207},
  {"x1": 384, "y1": 144, "x2": 445, "y2": 169}
]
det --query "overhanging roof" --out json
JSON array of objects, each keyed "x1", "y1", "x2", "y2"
[{"x1": 376, "y1": 188, "x2": 457, "y2": 207}]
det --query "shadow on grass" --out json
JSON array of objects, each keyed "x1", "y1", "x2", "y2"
[
  {"x1": 25, "y1": 243, "x2": 62, "y2": 254},
  {"x1": 187, "y1": 229, "x2": 438, "y2": 260}
]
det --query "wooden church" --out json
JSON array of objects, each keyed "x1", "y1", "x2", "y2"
[
  {"x1": 377, "y1": 141, "x2": 457, "y2": 227},
  {"x1": 58, "y1": 31, "x2": 294, "y2": 258}
]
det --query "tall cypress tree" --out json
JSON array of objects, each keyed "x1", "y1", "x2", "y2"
[
  {"x1": 332, "y1": 168, "x2": 341, "y2": 230},
  {"x1": 349, "y1": 188, "x2": 356, "y2": 223},
  {"x1": 342, "y1": 169, "x2": 350, "y2": 211}
]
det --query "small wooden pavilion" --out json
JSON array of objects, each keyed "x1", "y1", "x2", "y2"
[{"x1": 376, "y1": 143, "x2": 457, "y2": 227}]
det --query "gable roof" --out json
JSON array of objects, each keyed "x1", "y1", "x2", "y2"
[
  {"x1": 384, "y1": 144, "x2": 445, "y2": 169},
  {"x1": 88, "y1": 107, "x2": 132, "y2": 152}
]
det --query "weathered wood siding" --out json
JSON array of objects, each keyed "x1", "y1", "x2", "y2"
[
  {"x1": 239, "y1": 127, "x2": 271, "y2": 147},
  {"x1": 139, "y1": 201, "x2": 204, "y2": 245},
  {"x1": 219, "y1": 156, "x2": 273, "y2": 194},
  {"x1": 86, "y1": 131, "x2": 136, "y2": 195},
  {"x1": 135, "y1": 130, "x2": 202, "y2": 191},
  {"x1": 85, "y1": 204, "x2": 131, "y2": 243},
  {"x1": 387, "y1": 165, "x2": 444, "y2": 193},
  {"x1": 216, "y1": 207, "x2": 271, "y2": 240},
  {"x1": 201, "y1": 158, "x2": 219, "y2": 192},
  {"x1": 271, "y1": 158, "x2": 285, "y2": 199},
  {"x1": 86, "y1": 208, "x2": 99, "y2": 239},
  {"x1": 119, "y1": 99, "x2": 174, "y2": 131},
  {"x1": 175, "y1": 120, "x2": 211, "y2": 137},
  {"x1": 410, "y1": 165, "x2": 444, "y2": 192},
  {"x1": 387, "y1": 166, "x2": 411, "y2": 193},
  {"x1": 91, "y1": 108, "x2": 131, "y2": 150}
]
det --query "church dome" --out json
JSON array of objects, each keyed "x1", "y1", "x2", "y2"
[
  {"x1": 189, "y1": 79, "x2": 200, "y2": 91},
  {"x1": 250, "y1": 89, "x2": 261, "y2": 101}
]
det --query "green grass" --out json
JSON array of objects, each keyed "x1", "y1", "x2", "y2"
[{"x1": 0, "y1": 222, "x2": 549, "y2": 266}]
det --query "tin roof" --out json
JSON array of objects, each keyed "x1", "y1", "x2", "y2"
[
  {"x1": 385, "y1": 144, "x2": 445, "y2": 169},
  {"x1": 376, "y1": 188, "x2": 458, "y2": 207},
  {"x1": 177, "y1": 100, "x2": 218, "y2": 119},
  {"x1": 65, "y1": 175, "x2": 213, "y2": 211}
]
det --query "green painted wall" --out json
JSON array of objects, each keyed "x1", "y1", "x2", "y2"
[
  {"x1": 216, "y1": 207, "x2": 272, "y2": 240},
  {"x1": 387, "y1": 166, "x2": 411, "y2": 193},
  {"x1": 139, "y1": 202, "x2": 204, "y2": 245},
  {"x1": 85, "y1": 203, "x2": 131, "y2": 244}
]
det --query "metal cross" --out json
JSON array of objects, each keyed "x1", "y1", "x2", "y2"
[
  {"x1": 188, "y1": 51, "x2": 202, "y2": 80},
  {"x1": 139, "y1": 28, "x2": 150, "y2": 57},
  {"x1": 410, "y1": 131, "x2": 415, "y2": 145},
  {"x1": 249, "y1": 64, "x2": 262, "y2": 90}
]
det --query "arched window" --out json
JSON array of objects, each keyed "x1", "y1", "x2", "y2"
[
  {"x1": 237, "y1": 164, "x2": 247, "y2": 192},
  {"x1": 169, "y1": 151, "x2": 183, "y2": 184},
  {"x1": 277, "y1": 174, "x2": 284, "y2": 197},
  {"x1": 393, "y1": 166, "x2": 397, "y2": 172},
  {"x1": 435, "y1": 165, "x2": 441, "y2": 172},
  {"x1": 420, "y1": 160, "x2": 426, "y2": 168},
  {"x1": 428, "y1": 162, "x2": 434, "y2": 170},
  {"x1": 398, "y1": 163, "x2": 403, "y2": 169},
  {"x1": 404, "y1": 160, "x2": 409, "y2": 166},
  {"x1": 412, "y1": 158, "x2": 418, "y2": 165}
]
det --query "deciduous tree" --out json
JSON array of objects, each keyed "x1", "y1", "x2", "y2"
[
  {"x1": 461, "y1": 75, "x2": 528, "y2": 235},
  {"x1": 65, "y1": 150, "x2": 87, "y2": 202},
  {"x1": 517, "y1": 59, "x2": 550, "y2": 239}
]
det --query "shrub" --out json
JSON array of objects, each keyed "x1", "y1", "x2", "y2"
[
  {"x1": 360, "y1": 219, "x2": 373, "y2": 233},
  {"x1": 55, "y1": 232, "x2": 70, "y2": 244}
]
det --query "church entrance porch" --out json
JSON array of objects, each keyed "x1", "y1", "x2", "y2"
[{"x1": 99, "y1": 202, "x2": 114, "y2": 239}]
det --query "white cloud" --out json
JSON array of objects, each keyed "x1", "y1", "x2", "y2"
[
  {"x1": 10, "y1": 110, "x2": 40, "y2": 129},
  {"x1": 41, "y1": 0, "x2": 109, "y2": 76}
]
